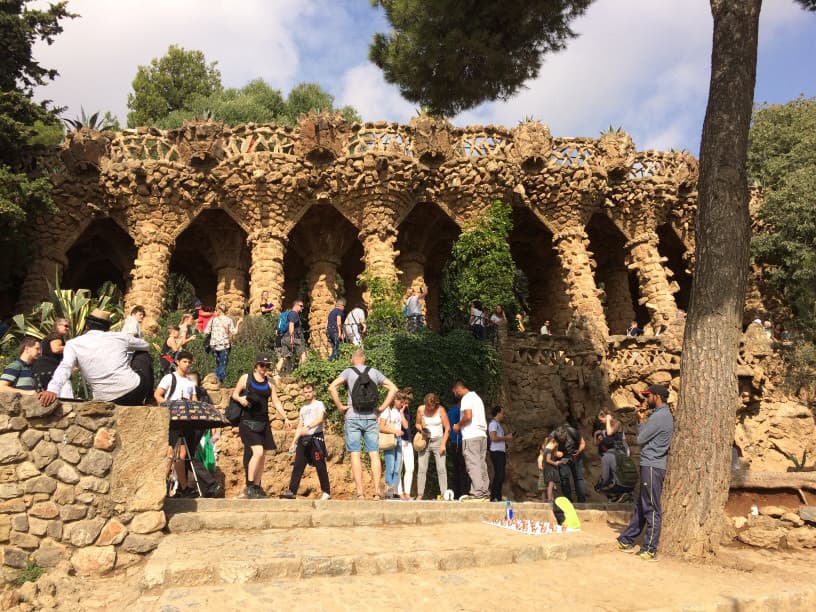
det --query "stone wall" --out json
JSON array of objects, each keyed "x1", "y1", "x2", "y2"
[{"x1": 0, "y1": 395, "x2": 167, "y2": 580}]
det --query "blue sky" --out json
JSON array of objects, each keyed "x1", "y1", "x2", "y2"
[{"x1": 33, "y1": 0, "x2": 816, "y2": 155}]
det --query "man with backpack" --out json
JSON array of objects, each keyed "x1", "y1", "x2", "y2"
[
  {"x1": 594, "y1": 437, "x2": 636, "y2": 502},
  {"x1": 328, "y1": 348, "x2": 398, "y2": 499},
  {"x1": 275, "y1": 300, "x2": 306, "y2": 376},
  {"x1": 617, "y1": 384, "x2": 675, "y2": 561},
  {"x1": 552, "y1": 424, "x2": 587, "y2": 503}
]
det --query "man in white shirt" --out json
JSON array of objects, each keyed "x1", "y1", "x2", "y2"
[
  {"x1": 451, "y1": 380, "x2": 490, "y2": 501},
  {"x1": 281, "y1": 384, "x2": 331, "y2": 500},
  {"x1": 155, "y1": 351, "x2": 198, "y2": 497},
  {"x1": 121, "y1": 305, "x2": 145, "y2": 338},
  {"x1": 344, "y1": 306, "x2": 367, "y2": 346},
  {"x1": 39, "y1": 309, "x2": 152, "y2": 407},
  {"x1": 540, "y1": 320, "x2": 551, "y2": 335},
  {"x1": 404, "y1": 286, "x2": 426, "y2": 332}
]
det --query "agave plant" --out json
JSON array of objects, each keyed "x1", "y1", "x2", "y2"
[
  {"x1": 0, "y1": 279, "x2": 124, "y2": 353},
  {"x1": 62, "y1": 107, "x2": 119, "y2": 131}
]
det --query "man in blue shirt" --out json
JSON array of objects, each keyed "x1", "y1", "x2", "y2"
[
  {"x1": 0, "y1": 337, "x2": 42, "y2": 396},
  {"x1": 276, "y1": 300, "x2": 305, "y2": 374},
  {"x1": 326, "y1": 299, "x2": 345, "y2": 361},
  {"x1": 617, "y1": 384, "x2": 675, "y2": 561},
  {"x1": 447, "y1": 404, "x2": 470, "y2": 499}
]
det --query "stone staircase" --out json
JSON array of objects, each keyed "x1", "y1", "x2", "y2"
[{"x1": 143, "y1": 499, "x2": 630, "y2": 589}]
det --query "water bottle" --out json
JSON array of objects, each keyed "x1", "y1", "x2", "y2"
[{"x1": 505, "y1": 500, "x2": 513, "y2": 520}]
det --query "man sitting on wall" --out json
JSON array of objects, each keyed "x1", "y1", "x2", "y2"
[
  {"x1": 0, "y1": 337, "x2": 43, "y2": 397},
  {"x1": 39, "y1": 309, "x2": 153, "y2": 406}
]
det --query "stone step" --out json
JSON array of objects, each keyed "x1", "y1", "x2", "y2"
[
  {"x1": 164, "y1": 498, "x2": 631, "y2": 532},
  {"x1": 143, "y1": 522, "x2": 607, "y2": 588}
]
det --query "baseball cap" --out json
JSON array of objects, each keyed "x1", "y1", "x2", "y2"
[
  {"x1": 255, "y1": 352, "x2": 272, "y2": 365},
  {"x1": 642, "y1": 384, "x2": 669, "y2": 401}
]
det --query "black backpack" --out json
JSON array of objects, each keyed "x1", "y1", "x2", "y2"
[{"x1": 350, "y1": 366, "x2": 379, "y2": 413}]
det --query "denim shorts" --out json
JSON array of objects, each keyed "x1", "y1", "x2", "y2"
[{"x1": 345, "y1": 418, "x2": 379, "y2": 452}]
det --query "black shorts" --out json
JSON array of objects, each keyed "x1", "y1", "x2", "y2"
[
  {"x1": 169, "y1": 428, "x2": 203, "y2": 452},
  {"x1": 239, "y1": 420, "x2": 276, "y2": 451}
]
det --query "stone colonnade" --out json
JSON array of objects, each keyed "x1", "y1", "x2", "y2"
[{"x1": 17, "y1": 115, "x2": 695, "y2": 340}]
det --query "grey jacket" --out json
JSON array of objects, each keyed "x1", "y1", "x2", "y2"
[{"x1": 636, "y1": 404, "x2": 674, "y2": 469}]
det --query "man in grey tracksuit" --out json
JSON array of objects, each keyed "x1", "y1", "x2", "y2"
[{"x1": 617, "y1": 384, "x2": 674, "y2": 560}]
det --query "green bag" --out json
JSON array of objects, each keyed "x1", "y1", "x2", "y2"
[
  {"x1": 614, "y1": 452, "x2": 639, "y2": 488},
  {"x1": 194, "y1": 430, "x2": 216, "y2": 474}
]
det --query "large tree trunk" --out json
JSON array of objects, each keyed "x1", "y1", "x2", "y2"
[{"x1": 661, "y1": 0, "x2": 761, "y2": 560}]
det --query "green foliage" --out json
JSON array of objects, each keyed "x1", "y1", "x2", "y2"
[
  {"x1": 295, "y1": 328, "x2": 501, "y2": 429},
  {"x1": 357, "y1": 271, "x2": 403, "y2": 332},
  {"x1": 0, "y1": 1, "x2": 74, "y2": 295},
  {"x1": 442, "y1": 199, "x2": 519, "y2": 322},
  {"x1": 369, "y1": 0, "x2": 592, "y2": 116},
  {"x1": 155, "y1": 78, "x2": 361, "y2": 129},
  {"x1": 28, "y1": 119, "x2": 64, "y2": 146},
  {"x1": 127, "y1": 45, "x2": 223, "y2": 128},
  {"x1": 779, "y1": 340, "x2": 816, "y2": 401},
  {"x1": 163, "y1": 272, "x2": 197, "y2": 314},
  {"x1": 13, "y1": 559, "x2": 44, "y2": 587},
  {"x1": 749, "y1": 96, "x2": 816, "y2": 327},
  {"x1": 1, "y1": 280, "x2": 124, "y2": 351}
]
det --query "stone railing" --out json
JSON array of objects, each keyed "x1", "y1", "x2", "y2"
[
  {"x1": 548, "y1": 138, "x2": 597, "y2": 168},
  {"x1": 454, "y1": 127, "x2": 514, "y2": 158},
  {"x1": 221, "y1": 125, "x2": 297, "y2": 158},
  {"x1": 109, "y1": 130, "x2": 182, "y2": 163},
  {"x1": 1, "y1": 395, "x2": 166, "y2": 578},
  {"x1": 605, "y1": 336, "x2": 681, "y2": 381},
  {"x1": 346, "y1": 123, "x2": 415, "y2": 157},
  {"x1": 503, "y1": 334, "x2": 585, "y2": 367}
]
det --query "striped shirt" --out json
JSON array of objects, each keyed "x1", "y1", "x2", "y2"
[{"x1": 1, "y1": 358, "x2": 38, "y2": 391}]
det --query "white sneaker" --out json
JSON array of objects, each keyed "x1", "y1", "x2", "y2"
[{"x1": 320, "y1": 492, "x2": 331, "y2": 501}]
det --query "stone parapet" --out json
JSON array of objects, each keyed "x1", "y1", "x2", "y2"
[{"x1": 0, "y1": 395, "x2": 167, "y2": 579}]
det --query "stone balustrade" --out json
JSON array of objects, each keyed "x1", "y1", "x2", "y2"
[{"x1": 0, "y1": 394, "x2": 166, "y2": 577}]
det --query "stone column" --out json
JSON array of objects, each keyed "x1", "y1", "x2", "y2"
[
  {"x1": 215, "y1": 265, "x2": 248, "y2": 317},
  {"x1": 552, "y1": 227, "x2": 609, "y2": 342},
  {"x1": 306, "y1": 255, "x2": 341, "y2": 355},
  {"x1": 601, "y1": 263, "x2": 636, "y2": 334},
  {"x1": 359, "y1": 202, "x2": 400, "y2": 307},
  {"x1": 626, "y1": 232, "x2": 678, "y2": 330},
  {"x1": 248, "y1": 229, "x2": 287, "y2": 316},
  {"x1": 16, "y1": 253, "x2": 67, "y2": 313},
  {"x1": 397, "y1": 252, "x2": 427, "y2": 311},
  {"x1": 125, "y1": 234, "x2": 173, "y2": 334}
]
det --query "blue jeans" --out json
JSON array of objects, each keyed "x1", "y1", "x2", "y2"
[
  {"x1": 328, "y1": 329, "x2": 341, "y2": 361},
  {"x1": 559, "y1": 455, "x2": 587, "y2": 503},
  {"x1": 214, "y1": 348, "x2": 230, "y2": 382},
  {"x1": 383, "y1": 443, "x2": 402, "y2": 488},
  {"x1": 345, "y1": 419, "x2": 379, "y2": 452}
]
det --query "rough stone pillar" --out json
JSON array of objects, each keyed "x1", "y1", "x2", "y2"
[
  {"x1": 248, "y1": 229, "x2": 287, "y2": 315},
  {"x1": 215, "y1": 265, "x2": 248, "y2": 317},
  {"x1": 16, "y1": 253, "x2": 67, "y2": 312},
  {"x1": 601, "y1": 263, "x2": 636, "y2": 334},
  {"x1": 397, "y1": 252, "x2": 427, "y2": 313},
  {"x1": 359, "y1": 202, "x2": 401, "y2": 306},
  {"x1": 626, "y1": 233, "x2": 678, "y2": 330},
  {"x1": 552, "y1": 227, "x2": 609, "y2": 343},
  {"x1": 306, "y1": 255, "x2": 340, "y2": 355},
  {"x1": 125, "y1": 234, "x2": 173, "y2": 334}
]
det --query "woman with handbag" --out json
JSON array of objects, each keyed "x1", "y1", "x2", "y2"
[
  {"x1": 230, "y1": 353, "x2": 290, "y2": 499},
  {"x1": 415, "y1": 393, "x2": 450, "y2": 500},
  {"x1": 395, "y1": 388, "x2": 415, "y2": 500},
  {"x1": 379, "y1": 394, "x2": 406, "y2": 500}
]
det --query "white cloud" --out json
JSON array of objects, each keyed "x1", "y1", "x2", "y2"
[
  {"x1": 32, "y1": 0, "x2": 313, "y2": 124},
  {"x1": 337, "y1": 63, "x2": 416, "y2": 123}
]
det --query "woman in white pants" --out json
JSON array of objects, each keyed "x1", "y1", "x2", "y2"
[
  {"x1": 415, "y1": 393, "x2": 450, "y2": 500},
  {"x1": 395, "y1": 388, "x2": 415, "y2": 500}
]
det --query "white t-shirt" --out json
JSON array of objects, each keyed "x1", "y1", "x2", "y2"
[
  {"x1": 157, "y1": 372, "x2": 197, "y2": 401},
  {"x1": 380, "y1": 406, "x2": 403, "y2": 434},
  {"x1": 490, "y1": 314, "x2": 503, "y2": 325},
  {"x1": 405, "y1": 295, "x2": 422, "y2": 316},
  {"x1": 460, "y1": 391, "x2": 487, "y2": 440},
  {"x1": 489, "y1": 419, "x2": 506, "y2": 452},
  {"x1": 470, "y1": 307, "x2": 485, "y2": 326},
  {"x1": 299, "y1": 400, "x2": 326, "y2": 435}
]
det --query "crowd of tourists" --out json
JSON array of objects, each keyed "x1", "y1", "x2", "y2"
[{"x1": 0, "y1": 293, "x2": 675, "y2": 560}]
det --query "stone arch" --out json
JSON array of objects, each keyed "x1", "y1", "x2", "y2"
[
  {"x1": 657, "y1": 223, "x2": 692, "y2": 311},
  {"x1": 509, "y1": 206, "x2": 570, "y2": 334},
  {"x1": 282, "y1": 203, "x2": 363, "y2": 350},
  {"x1": 585, "y1": 213, "x2": 639, "y2": 334},
  {"x1": 62, "y1": 218, "x2": 137, "y2": 294},
  {"x1": 396, "y1": 200, "x2": 461, "y2": 330},
  {"x1": 170, "y1": 209, "x2": 249, "y2": 313}
]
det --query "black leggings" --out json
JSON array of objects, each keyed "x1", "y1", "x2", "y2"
[
  {"x1": 490, "y1": 450, "x2": 506, "y2": 501},
  {"x1": 288, "y1": 437, "x2": 330, "y2": 495}
]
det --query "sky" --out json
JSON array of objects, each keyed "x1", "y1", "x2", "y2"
[{"x1": 31, "y1": 0, "x2": 816, "y2": 156}]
